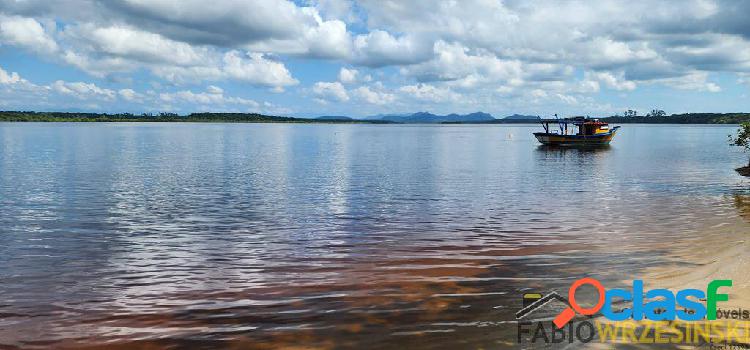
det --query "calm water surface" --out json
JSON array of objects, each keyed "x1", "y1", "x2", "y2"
[{"x1": 1, "y1": 123, "x2": 749, "y2": 349}]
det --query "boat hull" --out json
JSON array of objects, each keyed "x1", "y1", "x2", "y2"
[{"x1": 533, "y1": 126, "x2": 619, "y2": 146}]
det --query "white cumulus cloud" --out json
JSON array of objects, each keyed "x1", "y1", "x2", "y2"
[
  {"x1": 338, "y1": 67, "x2": 358, "y2": 84},
  {"x1": 353, "y1": 85, "x2": 395, "y2": 105},
  {"x1": 0, "y1": 66, "x2": 24, "y2": 84},
  {"x1": 313, "y1": 81, "x2": 349, "y2": 102},
  {"x1": 0, "y1": 14, "x2": 58, "y2": 54},
  {"x1": 51, "y1": 80, "x2": 116, "y2": 100}
]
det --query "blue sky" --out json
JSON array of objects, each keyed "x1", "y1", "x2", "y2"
[{"x1": 1, "y1": 0, "x2": 750, "y2": 118}]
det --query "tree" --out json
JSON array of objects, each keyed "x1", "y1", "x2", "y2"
[
  {"x1": 624, "y1": 109, "x2": 637, "y2": 117},
  {"x1": 647, "y1": 109, "x2": 666, "y2": 117},
  {"x1": 729, "y1": 122, "x2": 750, "y2": 169}
]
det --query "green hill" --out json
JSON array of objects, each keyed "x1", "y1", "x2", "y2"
[{"x1": 0, "y1": 111, "x2": 391, "y2": 123}]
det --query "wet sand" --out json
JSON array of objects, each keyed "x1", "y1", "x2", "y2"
[
  {"x1": 579, "y1": 194, "x2": 750, "y2": 350},
  {"x1": 632, "y1": 194, "x2": 750, "y2": 313},
  {"x1": 645, "y1": 219, "x2": 750, "y2": 309}
]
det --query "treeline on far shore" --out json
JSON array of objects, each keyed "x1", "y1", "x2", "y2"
[
  {"x1": 0, "y1": 111, "x2": 393, "y2": 123},
  {"x1": 2, "y1": 111, "x2": 750, "y2": 124},
  {"x1": 602, "y1": 113, "x2": 750, "y2": 124}
]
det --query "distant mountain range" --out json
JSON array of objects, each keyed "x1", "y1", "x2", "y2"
[
  {"x1": 6, "y1": 111, "x2": 750, "y2": 124},
  {"x1": 358, "y1": 112, "x2": 541, "y2": 123},
  {"x1": 315, "y1": 115, "x2": 353, "y2": 121},
  {"x1": 371, "y1": 111, "x2": 493, "y2": 123}
]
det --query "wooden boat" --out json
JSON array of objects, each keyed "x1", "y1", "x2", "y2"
[{"x1": 533, "y1": 116, "x2": 620, "y2": 146}]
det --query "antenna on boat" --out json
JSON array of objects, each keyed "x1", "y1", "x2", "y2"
[{"x1": 555, "y1": 113, "x2": 565, "y2": 133}]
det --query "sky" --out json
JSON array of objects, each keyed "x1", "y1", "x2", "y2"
[{"x1": 1, "y1": 0, "x2": 750, "y2": 118}]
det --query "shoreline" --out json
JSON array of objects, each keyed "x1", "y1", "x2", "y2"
[
  {"x1": 1, "y1": 120, "x2": 749, "y2": 126},
  {"x1": 3, "y1": 111, "x2": 750, "y2": 124},
  {"x1": 580, "y1": 210, "x2": 750, "y2": 349},
  {"x1": 643, "y1": 216, "x2": 750, "y2": 309}
]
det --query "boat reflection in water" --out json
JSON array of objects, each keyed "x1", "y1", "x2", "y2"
[
  {"x1": 535, "y1": 144, "x2": 611, "y2": 153},
  {"x1": 534, "y1": 143, "x2": 612, "y2": 167}
]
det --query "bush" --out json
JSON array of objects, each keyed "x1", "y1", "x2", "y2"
[{"x1": 729, "y1": 122, "x2": 750, "y2": 169}]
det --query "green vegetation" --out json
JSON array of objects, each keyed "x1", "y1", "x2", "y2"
[
  {"x1": 604, "y1": 113, "x2": 750, "y2": 124},
  {"x1": 729, "y1": 122, "x2": 750, "y2": 175},
  {"x1": 0, "y1": 111, "x2": 392, "y2": 124},
  {"x1": 4, "y1": 111, "x2": 750, "y2": 124},
  {"x1": 646, "y1": 109, "x2": 666, "y2": 118}
]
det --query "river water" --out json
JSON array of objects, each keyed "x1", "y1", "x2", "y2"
[{"x1": 1, "y1": 123, "x2": 748, "y2": 349}]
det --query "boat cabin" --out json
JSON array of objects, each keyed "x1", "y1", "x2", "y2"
[{"x1": 539, "y1": 116, "x2": 610, "y2": 136}]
